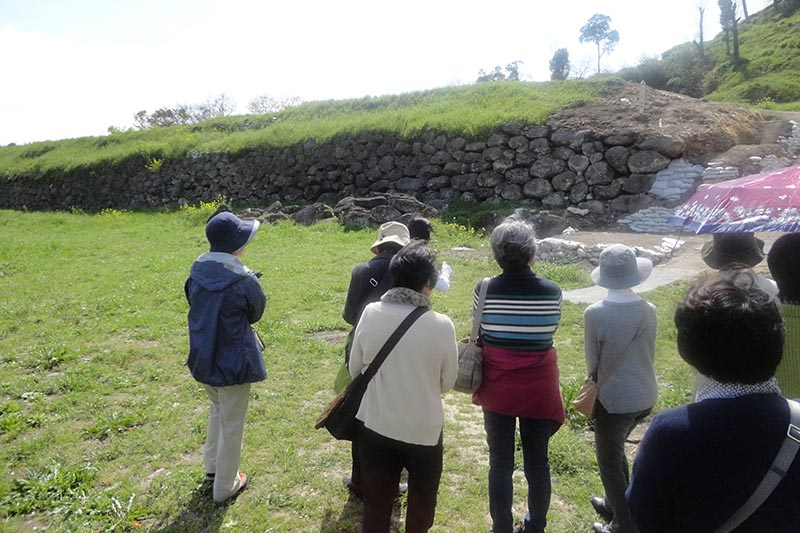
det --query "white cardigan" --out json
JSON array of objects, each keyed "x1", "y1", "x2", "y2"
[{"x1": 349, "y1": 301, "x2": 458, "y2": 446}]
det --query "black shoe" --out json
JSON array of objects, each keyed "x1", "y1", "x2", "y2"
[
  {"x1": 592, "y1": 522, "x2": 613, "y2": 533},
  {"x1": 343, "y1": 477, "x2": 406, "y2": 498},
  {"x1": 590, "y1": 496, "x2": 614, "y2": 523},
  {"x1": 342, "y1": 476, "x2": 363, "y2": 499}
]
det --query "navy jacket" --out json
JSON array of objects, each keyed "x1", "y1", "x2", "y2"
[
  {"x1": 627, "y1": 394, "x2": 800, "y2": 532},
  {"x1": 185, "y1": 252, "x2": 267, "y2": 386}
]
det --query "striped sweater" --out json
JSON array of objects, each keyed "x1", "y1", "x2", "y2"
[{"x1": 474, "y1": 267, "x2": 562, "y2": 351}]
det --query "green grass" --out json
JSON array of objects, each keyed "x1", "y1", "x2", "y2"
[
  {"x1": 0, "y1": 80, "x2": 608, "y2": 182},
  {"x1": 0, "y1": 206, "x2": 695, "y2": 531}
]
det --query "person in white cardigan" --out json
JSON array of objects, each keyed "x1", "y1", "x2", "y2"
[{"x1": 349, "y1": 241, "x2": 458, "y2": 532}]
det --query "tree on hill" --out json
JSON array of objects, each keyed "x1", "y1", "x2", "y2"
[
  {"x1": 549, "y1": 49, "x2": 570, "y2": 80},
  {"x1": 476, "y1": 61, "x2": 522, "y2": 82},
  {"x1": 134, "y1": 93, "x2": 235, "y2": 129},
  {"x1": 719, "y1": 0, "x2": 741, "y2": 63},
  {"x1": 247, "y1": 94, "x2": 304, "y2": 114},
  {"x1": 579, "y1": 14, "x2": 619, "y2": 75},
  {"x1": 696, "y1": 6, "x2": 706, "y2": 59}
]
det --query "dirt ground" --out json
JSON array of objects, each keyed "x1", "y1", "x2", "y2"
[{"x1": 547, "y1": 80, "x2": 800, "y2": 170}]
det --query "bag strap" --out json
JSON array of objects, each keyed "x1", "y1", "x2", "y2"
[
  {"x1": 595, "y1": 312, "x2": 648, "y2": 391},
  {"x1": 716, "y1": 399, "x2": 800, "y2": 533},
  {"x1": 469, "y1": 278, "x2": 491, "y2": 342},
  {"x1": 360, "y1": 306, "x2": 428, "y2": 383}
]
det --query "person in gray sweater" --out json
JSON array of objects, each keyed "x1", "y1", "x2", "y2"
[{"x1": 583, "y1": 245, "x2": 658, "y2": 533}]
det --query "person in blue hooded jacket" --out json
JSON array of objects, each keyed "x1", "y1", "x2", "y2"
[{"x1": 185, "y1": 210, "x2": 267, "y2": 503}]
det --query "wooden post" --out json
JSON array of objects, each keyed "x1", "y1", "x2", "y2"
[{"x1": 638, "y1": 81, "x2": 646, "y2": 114}]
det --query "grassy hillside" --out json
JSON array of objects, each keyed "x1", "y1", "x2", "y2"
[
  {"x1": 704, "y1": 4, "x2": 800, "y2": 105},
  {"x1": 0, "y1": 81, "x2": 607, "y2": 181},
  {"x1": 620, "y1": 3, "x2": 800, "y2": 109}
]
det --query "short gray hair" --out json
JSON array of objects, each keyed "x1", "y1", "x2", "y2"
[{"x1": 490, "y1": 216, "x2": 536, "y2": 271}]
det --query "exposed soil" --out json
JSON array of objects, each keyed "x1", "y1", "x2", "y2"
[{"x1": 546, "y1": 80, "x2": 799, "y2": 170}]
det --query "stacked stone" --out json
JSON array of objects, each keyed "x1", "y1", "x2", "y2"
[
  {"x1": 751, "y1": 154, "x2": 793, "y2": 173},
  {"x1": 702, "y1": 162, "x2": 740, "y2": 181},
  {"x1": 778, "y1": 120, "x2": 800, "y2": 155},
  {"x1": 617, "y1": 206, "x2": 681, "y2": 234},
  {"x1": 647, "y1": 159, "x2": 704, "y2": 201},
  {"x1": 535, "y1": 238, "x2": 590, "y2": 264},
  {"x1": 0, "y1": 125, "x2": 690, "y2": 213},
  {"x1": 535, "y1": 237, "x2": 681, "y2": 266}
]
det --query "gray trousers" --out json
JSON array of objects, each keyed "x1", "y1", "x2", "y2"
[{"x1": 594, "y1": 402, "x2": 651, "y2": 533}]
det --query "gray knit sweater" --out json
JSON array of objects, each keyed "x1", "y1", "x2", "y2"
[{"x1": 583, "y1": 298, "x2": 658, "y2": 414}]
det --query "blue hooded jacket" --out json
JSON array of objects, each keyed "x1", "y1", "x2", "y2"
[{"x1": 185, "y1": 252, "x2": 267, "y2": 386}]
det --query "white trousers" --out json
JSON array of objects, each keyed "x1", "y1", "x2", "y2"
[{"x1": 203, "y1": 383, "x2": 251, "y2": 502}]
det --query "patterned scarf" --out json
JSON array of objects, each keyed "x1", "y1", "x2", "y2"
[
  {"x1": 696, "y1": 375, "x2": 781, "y2": 401},
  {"x1": 381, "y1": 287, "x2": 431, "y2": 308}
]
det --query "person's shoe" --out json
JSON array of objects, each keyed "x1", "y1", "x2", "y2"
[
  {"x1": 214, "y1": 472, "x2": 248, "y2": 504},
  {"x1": 343, "y1": 476, "x2": 407, "y2": 498},
  {"x1": 342, "y1": 476, "x2": 363, "y2": 499},
  {"x1": 590, "y1": 496, "x2": 614, "y2": 523},
  {"x1": 592, "y1": 522, "x2": 613, "y2": 533}
]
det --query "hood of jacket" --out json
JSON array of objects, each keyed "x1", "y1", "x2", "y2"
[{"x1": 189, "y1": 252, "x2": 252, "y2": 292}]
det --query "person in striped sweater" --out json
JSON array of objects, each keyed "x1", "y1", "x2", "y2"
[{"x1": 471, "y1": 216, "x2": 565, "y2": 533}]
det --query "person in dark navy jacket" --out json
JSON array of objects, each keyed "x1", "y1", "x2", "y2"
[
  {"x1": 341, "y1": 221, "x2": 410, "y2": 498},
  {"x1": 627, "y1": 270, "x2": 800, "y2": 532},
  {"x1": 185, "y1": 210, "x2": 266, "y2": 503}
]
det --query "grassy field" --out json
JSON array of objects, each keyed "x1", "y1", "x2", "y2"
[{"x1": 0, "y1": 205, "x2": 695, "y2": 532}]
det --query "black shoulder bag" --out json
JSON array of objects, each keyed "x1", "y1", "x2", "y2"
[{"x1": 316, "y1": 306, "x2": 427, "y2": 441}]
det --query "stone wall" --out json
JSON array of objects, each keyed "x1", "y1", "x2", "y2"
[{"x1": 0, "y1": 123, "x2": 694, "y2": 213}]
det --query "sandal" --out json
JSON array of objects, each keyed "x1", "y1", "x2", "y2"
[
  {"x1": 213, "y1": 472, "x2": 249, "y2": 504},
  {"x1": 236, "y1": 472, "x2": 248, "y2": 494}
]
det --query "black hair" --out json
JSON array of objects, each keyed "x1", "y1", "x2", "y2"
[
  {"x1": 767, "y1": 233, "x2": 800, "y2": 304},
  {"x1": 206, "y1": 204, "x2": 230, "y2": 223},
  {"x1": 389, "y1": 241, "x2": 439, "y2": 292},
  {"x1": 408, "y1": 216, "x2": 433, "y2": 242},
  {"x1": 674, "y1": 271, "x2": 784, "y2": 384}
]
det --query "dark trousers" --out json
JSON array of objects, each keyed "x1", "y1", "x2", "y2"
[
  {"x1": 350, "y1": 440, "x2": 362, "y2": 493},
  {"x1": 358, "y1": 425, "x2": 443, "y2": 533},
  {"x1": 483, "y1": 409, "x2": 553, "y2": 533},
  {"x1": 594, "y1": 402, "x2": 650, "y2": 533}
]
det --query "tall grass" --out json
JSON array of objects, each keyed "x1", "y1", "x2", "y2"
[
  {"x1": 0, "y1": 207, "x2": 695, "y2": 532},
  {"x1": 0, "y1": 81, "x2": 608, "y2": 181}
]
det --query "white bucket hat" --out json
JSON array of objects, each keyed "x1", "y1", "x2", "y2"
[
  {"x1": 591, "y1": 244, "x2": 653, "y2": 289},
  {"x1": 370, "y1": 221, "x2": 410, "y2": 254}
]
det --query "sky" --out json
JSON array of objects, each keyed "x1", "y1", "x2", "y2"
[{"x1": 0, "y1": 0, "x2": 772, "y2": 146}]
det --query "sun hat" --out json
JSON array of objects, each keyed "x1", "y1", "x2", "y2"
[
  {"x1": 370, "y1": 221, "x2": 410, "y2": 254},
  {"x1": 205, "y1": 212, "x2": 260, "y2": 254},
  {"x1": 591, "y1": 244, "x2": 654, "y2": 289},
  {"x1": 701, "y1": 232, "x2": 765, "y2": 270}
]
